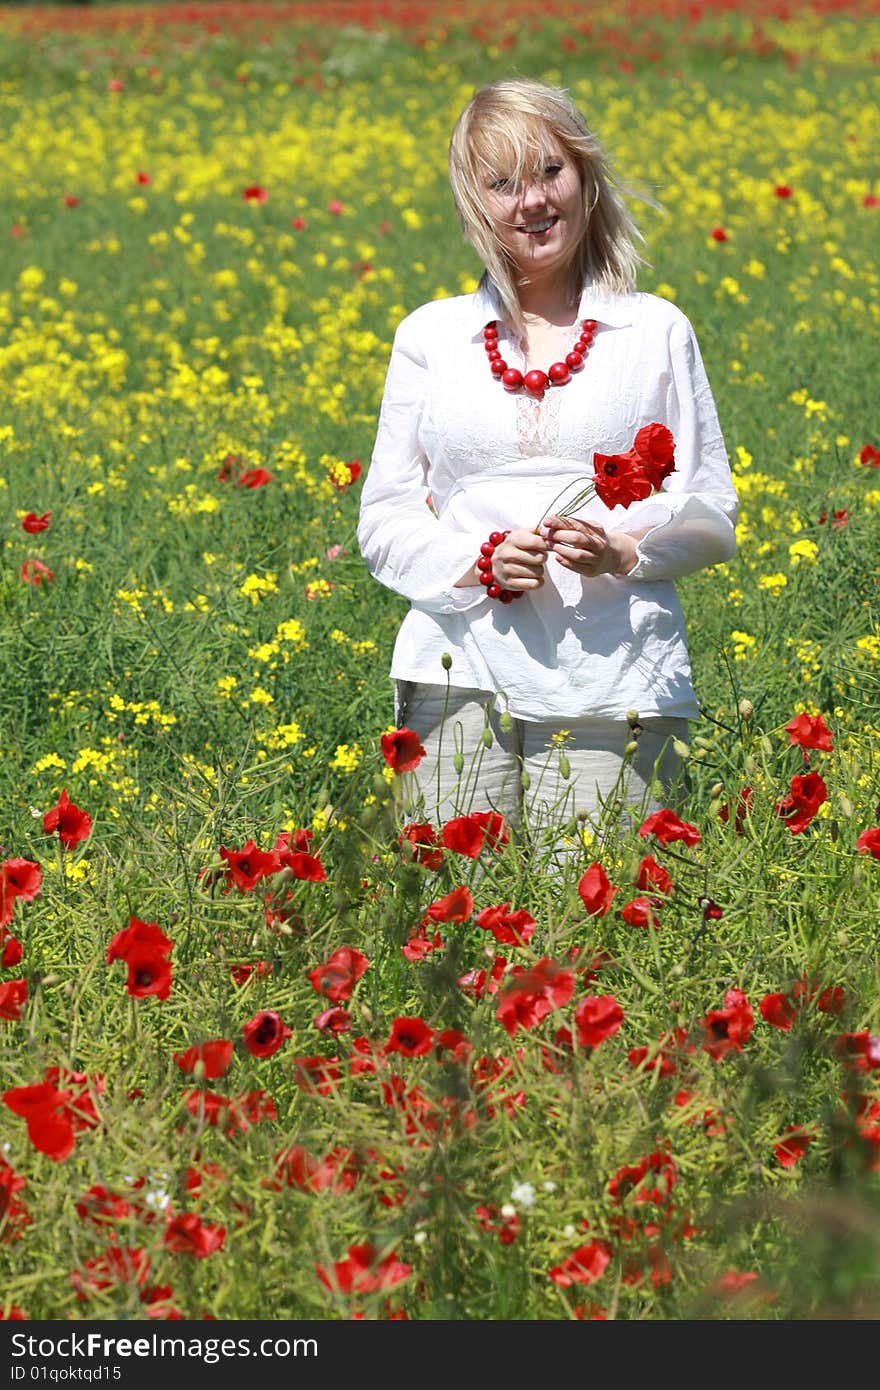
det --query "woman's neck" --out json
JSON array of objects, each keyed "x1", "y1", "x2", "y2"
[{"x1": 515, "y1": 276, "x2": 580, "y2": 329}]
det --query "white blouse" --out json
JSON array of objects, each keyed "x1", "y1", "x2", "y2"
[{"x1": 357, "y1": 278, "x2": 737, "y2": 722}]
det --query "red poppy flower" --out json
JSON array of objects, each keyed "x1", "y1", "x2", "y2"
[
  {"x1": 495, "y1": 959, "x2": 575, "y2": 1036},
  {"x1": 0, "y1": 979, "x2": 27, "y2": 1022},
  {"x1": 711, "y1": 226, "x2": 728, "y2": 241},
  {"x1": 759, "y1": 992, "x2": 798, "y2": 1031},
  {"x1": 475, "y1": 901, "x2": 535, "y2": 946},
  {"x1": 864, "y1": 194, "x2": 880, "y2": 208},
  {"x1": 21, "y1": 511, "x2": 51, "y2": 533},
  {"x1": 719, "y1": 785, "x2": 753, "y2": 834},
  {"x1": 548, "y1": 1240, "x2": 613, "y2": 1287},
  {"x1": 3, "y1": 1080, "x2": 77, "y2": 1161},
  {"x1": 856, "y1": 827, "x2": 880, "y2": 860},
  {"x1": 399, "y1": 821, "x2": 444, "y2": 870},
  {"x1": 71, "y1": 1246, "x2": 150, "y2": 1299},
  {"x1": 385, "y1": 1015, "x2": 435, "y2": 1057},
  {"x1": 106, "y1": 916, "x2": 173, "y2": 1001},
  {"x1": 1, "y1": 856, "x2": 42, "y2": 926},
  {"x1": 75, "y1": 1185, "x2": 136, "y2": 1226},
  {"x1": 774, "y1": 184, "x2": 793, "y2": 198},
  {"x1": 63, "y1": 195, "x2": 80, "y2": 208},
  {"x1": 774, "y1": 1125, "x2": 814, "y2": 1169},
  {"x1": 291, "y1": 216, "x2": 307, "y2": 230},
  {"x1": 314, "y1": 1006, "x2": 352, "y2": 1034},
  {"x1": 775, "y1": 771, "x2": 827, "y2": 833},
  {"x1": 636, "y1": 855, "x2": 673, "y2": 895},
  {"x1": 20, "y1": 558, "x2": 54, "y2": 586},
  {"x1": 784, "y1": 712, "x2": 833, "y2": 751},
  {"x1": 136, "y1": 171, "x2": 151, "y2": 185},
  {"x1": 219, "y1": 840, "x2": 283, "y2": 891},
  {"x1": 272, "y1": 1144, "x2": 359, "y2": 1194},
  {"x1": 633, "y1": 422, "x2": 676, "y2": 488},
  {"x1": 316, "y1": 1243, "x2": 411, "y2": 1296},
  {"x1": 860, "y1": 444, "x2": 880, "y2": 466},
  {"x1": 327, "y1": 200, "x2": 344, "y2": 216},
  {"x1": 291, "y1": 1056, "x2": 343, "y2": 1095},
  {"x1": 243, "y1": 186, "x2": 268, "y2": 203},
  {"x1": 43, "y1": 788, "x2": 91, "y2": 849},
  {"x1": 1, "y1": 932, "x2": 23, "y2": 968},
  {"x1": 275, "y1": 848, "x2": 326, "y2": 881},
  {"x1": 164, "y1": 1212, "x2": 226, "y2": 1258},
  {"x1": 380, "y1": 727, "x2": 426, "y2": 774},
  {"x1": 702, "y1": 988, "x2": 754, "y2": 1060},
  {"x1": 441, "y1": 814, "x2": 487, "y2": 858},
  {"x1": 235, "y1": 467, "x2": 274, "y2": 487},
  {"x1": 173, "y1": 1040, "x2": 233, "y2": 1079},
  {"x1": 577, "y1": 862, "x2": 616, "y2": 916},
  {"x1": 608, "y1": 1148, "x2": 677, "y2": 1206},
  {"x1": 592, "y1": 448, "x2": 654, "y2": 509},
  {"x1": 307, "y1": 945, "x2": 369, "y2": 1002},
  {"x1": 426, "y1": 885, "x2": 474, "y2": 923},
  {"x1": 620, "y1": 895, "x2": 662, "y2": 929},
  {"x1": 470, "y1": 809, "x2": 510, "y2": 849},
  {"x1": 575, "y1": 994, "x2": 624, "y2": 1049},
  {"x1": 242, "y1": 1010, "x2": 291, "y2": 1059},
  {"x1": 639, "y1": 808, "x2": 701, "y2": 846}
]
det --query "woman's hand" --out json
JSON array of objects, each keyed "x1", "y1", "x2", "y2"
[
  {"x1": 539, "y1": 514, "x2": 639, "y2": 577},
  {"x1": 490, "y1": 527, "x2": 549, "y2": 590}
]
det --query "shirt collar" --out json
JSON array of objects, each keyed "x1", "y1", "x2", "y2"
[{"x1": 466, "y1": 276, "x2": 634, "y2": 339}]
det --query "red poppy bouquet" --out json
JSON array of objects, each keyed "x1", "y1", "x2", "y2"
[{"x1": 536, "y1": 422, "x2": 676, "y2": 526}]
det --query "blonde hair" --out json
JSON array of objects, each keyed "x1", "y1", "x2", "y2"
[{"x1": 448, "y1": 78, "x2": 650, "y2": 341}]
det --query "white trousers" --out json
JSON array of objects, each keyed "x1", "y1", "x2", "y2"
[{"x1": 394, "y1": 681, "x2": 690, "y2": 835}]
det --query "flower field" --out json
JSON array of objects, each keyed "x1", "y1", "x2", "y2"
[{"x1": 0, "y1": 0, "x2": 879, "y2": 1321}]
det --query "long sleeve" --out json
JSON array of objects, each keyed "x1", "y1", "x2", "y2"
[
  {"x1": 622, "y1": 313, "x2": 738, "y2": 583},
  {"x1": 357, "y1": 313, "x2": 488, "y2": 615}
]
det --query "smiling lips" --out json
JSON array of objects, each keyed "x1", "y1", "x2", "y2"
[{"x1": 520, "y1": 215, "x2": 558, "y2": 235}]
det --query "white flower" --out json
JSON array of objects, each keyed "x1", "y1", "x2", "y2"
[
  {"x1": 563, "y1": 1224, "x2": 576, "y2": 1238},
  {"x1": 413, "y1": 1230, "x2": 428, "y2": 1247},
  {"x1": 500, "y1": 1202, "x2": 517, "y2": 1220},
  {"x1": 510, "y1": 1181, "x2": 537, "y2": 1208},
  {"x1": 543, "y1": 1180, "x2": 557, "y2": 1193}
]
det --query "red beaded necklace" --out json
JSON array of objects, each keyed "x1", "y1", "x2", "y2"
[{"x1": 482, "y1": 317, "x2": 598, "y2": 399}]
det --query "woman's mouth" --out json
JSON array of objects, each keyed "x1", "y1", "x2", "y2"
[{"x1": 519, "y1": 215, "x2": 559, "y2": 236}]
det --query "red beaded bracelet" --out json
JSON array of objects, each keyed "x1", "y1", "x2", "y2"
[{"x1": 476, "y1": 530, "x2": 525, "y2": 604}]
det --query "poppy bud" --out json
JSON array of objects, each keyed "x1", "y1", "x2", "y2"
[
  {"x1": 559, "y1": 753, "x2": 571, "y2": 779},
  {"x1": 694, "y1": 735, "x2": 714, "y2": 750},
  {"x1": 673, "y1": 739, "x2": 690, "y2": 758},
  {"x1": 441, "y1": 652, "x2": 452, "y2": 671},
  {"x1": 482, "y1": 728, "x2": 493, "y2": 749},
  {"x1": 624, "y1": 740, "x2": 639, "y2": 756},
  {"x1": 521, "y1": 770, "x2": 531, "y2": 791},
  {"x1": 626, "y1": 708, "x2": 640, "y2": 726},
  {"x1": 499, "y1": 711, "x2": 513, "y2": 732},
  {"x1": 738, "y1": 698, "x2": 753, "y2": 719},
  {"x1": 839, "y1": 795, "x2": 853, "y2": 818},
  {"x1": 453, "y1": 752, "x2": 464, "y2": 774},
  {"x1": 710, "y1": 782, "x2": 724, "y2": 799}
]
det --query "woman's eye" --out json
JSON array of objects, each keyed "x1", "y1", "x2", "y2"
[
  {"x1": 544, "y1": 163, "x2": 562, "y2": 177},
  {"x1": 491, "y1": 177, "x2": 510, "y2": 192}
]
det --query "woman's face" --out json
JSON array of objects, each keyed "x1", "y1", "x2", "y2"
[{"x1": 481, "y1": 137, "x2": 583, "y2": 286}]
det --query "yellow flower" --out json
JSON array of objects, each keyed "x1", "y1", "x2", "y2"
[
  {"x1": 789, "y1": 539, "x2": 818, "y2": 564},
  {"x1": 758, "y1": 572, "x2": 788, "y2": 594}
]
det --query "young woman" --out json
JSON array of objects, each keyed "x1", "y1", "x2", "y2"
[{"x1": 357, "y1": 78, "x2": 737, "y2": 835}]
